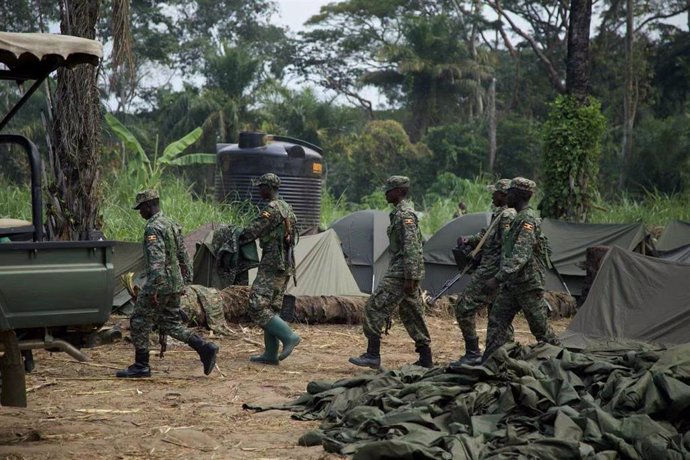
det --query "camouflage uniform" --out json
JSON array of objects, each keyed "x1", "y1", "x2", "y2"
[
  {"x1": 239, "y1": 178, "x2": 298, "y2": 327},
  {"x1": 363, "y1": 190, "x2": 430, "y2": 349},
  {"x1": 130, "y1": 209, "x2": 195, "y2": 351},
  {"x1": 483, "y1": 178, "x2": 559, "y2": 360},
  {"x1": 455, "y1": 181, "x2": 516, "y2": 340}
]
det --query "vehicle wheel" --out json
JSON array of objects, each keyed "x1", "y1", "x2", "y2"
[{"x1": 1, "y1": 330, "x2": 27, "y2": 407}]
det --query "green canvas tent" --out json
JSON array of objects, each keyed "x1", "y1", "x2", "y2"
[
  {"x1": 421, "y1": 212, "x2": 491, "y2": 296},
  {"x1": 656, "y1": 220, "x2": 690, "y2": 251},
  {"x1": 541, "y1": 219, "x2": 648, "y2": 295},
  {"x1": 330, "y1": 210, "x2": 391, "y2": 294},
  {"x1": 560, "y1": 246, "x2": 690, "y2": 348},
  {"x1": 247, "y1": 229, "x2": 366, "y2": 297}
]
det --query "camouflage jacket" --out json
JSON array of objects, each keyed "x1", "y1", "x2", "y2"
[
  {"x1": 495, "y1": 206, "x2": 548, "y2": 289},
  {"x1": 239, "y1": 198, "x2": 298, "y2": 274},
  {"x1": 142, "y1": 212, "x2": 192, "y2": 295},
  {"x1": 466, "y1": 206, "x2": 516, "y2": 278},
  {"x1": 386, "y1": 200, "x2": 424, "y2": 280}
]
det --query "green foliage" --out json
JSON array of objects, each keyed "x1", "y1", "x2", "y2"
[
  {"x1": 105, "y1": 113, "x2": 212, "y2": 188},
  {"x1": 100, "y1": 174, "x2": 253, "y2": 241},
  {"x1": 590, "y1": 190, "x2": 690, "y2": 227},
  {"x1": 331, "y1": 119, "x2": 431, "y2": 202},
  {"x1": 421, "y1": 122, "x2": 487, "y2": 179},
  {"x1": 624, "y1": 113, "x2": 690, "y2": 193},
  {"x1": 540, "y1": 95, "x2": 607, "y2": 222}
]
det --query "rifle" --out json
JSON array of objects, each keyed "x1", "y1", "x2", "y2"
[
  {"x1": 428, "y1": 211, "x2": 504, "y2": 305},
  {"x1": 282, "y1": 209, "x2": 297, "y2": 287}
]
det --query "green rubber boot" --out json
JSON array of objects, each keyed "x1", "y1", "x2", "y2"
[
  {"x1": 264, "y1": 316, "x2": 301, "y2": 361},
  {"x1": 249, "y1": 329, "x2": 280, "y2": 365}
]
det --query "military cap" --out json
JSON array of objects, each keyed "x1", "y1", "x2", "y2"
[
  {"x1": 487, "y1": 178, "x2": 511, "y2": 193},
  {"x1": 252, "y1": 172, "x2": 281, "y2": 189},
  {"x1": 509, "y1": 177, "x2": 537, "y2": 193},
  {"x1": 383, "y1": 175, "x2": 410, "y2": 192},
  {"x1": 133, "y1": 189, "x2": 159, "y2": 209}
]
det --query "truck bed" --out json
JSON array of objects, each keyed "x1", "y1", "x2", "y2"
[{"x1": 0, "y1": 241, "x2": 115, "y2": 331}]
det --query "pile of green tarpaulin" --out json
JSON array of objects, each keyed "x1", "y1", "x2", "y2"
[{"x1": 244, "y1": 342, "x2": 690, "y2": 459}]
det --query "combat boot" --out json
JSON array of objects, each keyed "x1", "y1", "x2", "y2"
[
  {"x1": 263, "y1": 315, "x2": 301, "y2": 361},
  {"x1": 250, "y1": 330, "x2": 280, "y2": 365},
  {"x1": 116, "y1": 349, "x2": 151, "y2": 378},
  {"x1": 450, "y1": 336, "x2": 482, "y2": 367},
  {"x1": 188, "y1": 335, "x2": 219, "y2": 375},
  {"x1": 413, "y1": 344, "x2": 434, "y2": 368},
  {"x1": 348, "y1": 337, "x2": 381, "y2": 369}
]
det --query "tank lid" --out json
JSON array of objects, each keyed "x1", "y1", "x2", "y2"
[{"x1": 238, "y1": 131, "x2": 266, "y2": 149}]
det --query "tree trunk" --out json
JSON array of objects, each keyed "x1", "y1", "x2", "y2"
[
  {"x1": 48, "y1": 0, "x2": 102, "y2": 241},
  {"x1": 488, "y1": 78, "x2": 497, "y2": 173},
  {"x1": 565, "y1": 0, "x2": 592, "y2": 102},
  {"x1": 620, "y1": 0, "x2": 635, "y2": 189}
]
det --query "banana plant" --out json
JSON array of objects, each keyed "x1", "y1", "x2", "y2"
[{"x1": 105, "y1": 113, "x2": 216, "y2": 188}]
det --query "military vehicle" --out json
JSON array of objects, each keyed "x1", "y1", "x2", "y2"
[{"x1": 0, "y1": 32, "x2": 114, "y2": 407}]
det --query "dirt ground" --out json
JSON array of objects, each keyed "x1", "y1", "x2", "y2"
[{"x1": 0, "y1": 315, "x2": 570, "y2": 460}]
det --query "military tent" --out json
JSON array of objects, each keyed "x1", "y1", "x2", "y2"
[
  {"x1": 236, "y1": 229, "x2": 368, "y2": 297},
  {"x1": 541, "y1": 219, "x2": 648, "y2": 295},
  {"x1": 655, "y1": 244, "x2": 690, "y2": 264},
  {"x1": 330, "y1": 210, "x2": 391, "y2": 294},
  {"x1": 656, "y1": 220, "x2": 690, "y2": 251},
  {"x1": 560, "y1": 246, "x2": 690, "y2": 348},
  {"x1": 286, "y1": 229, "x2": 366, "y2": 297},
  {"x1": 421, "y1": 212, "x2": 491, "y2": 296}
]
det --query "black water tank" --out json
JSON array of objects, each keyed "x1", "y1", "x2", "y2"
[{"x1": 215, "y1": 132, "x2": 323, "y2": 231}]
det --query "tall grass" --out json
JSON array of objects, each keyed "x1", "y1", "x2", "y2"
[
  {"x1": 102, "y1": 173, "x2": 255, "y2": 241},
  {"x1": 590, "y1": 190, "x2": 690, "y2": 228},
  {"x1": 2, "y1": 176, "x2": 688, "y2": 241},
  {"x1": 0, "y1": 183, "x2": 31, "y2": 221}
]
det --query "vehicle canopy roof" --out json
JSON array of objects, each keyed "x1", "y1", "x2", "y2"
[{"x1": 0, "y1": 31, "x2": 102, "y2": 79}]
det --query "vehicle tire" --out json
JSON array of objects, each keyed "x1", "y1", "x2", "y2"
[{"x1": 1, "y1": 330, "x2": 27, "y2": 407}]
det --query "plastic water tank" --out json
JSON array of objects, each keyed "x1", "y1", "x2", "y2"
[{"x1": 215, "y1": 132, "x2": 323, "y2": 231}]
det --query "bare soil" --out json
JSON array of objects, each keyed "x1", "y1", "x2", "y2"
[{"x1": 0, "y1": 315, "x2": 570, "y2": 459}]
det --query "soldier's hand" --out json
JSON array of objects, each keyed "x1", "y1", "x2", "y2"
[
  {"x1": 456, "y1": 236, "x2": 469, "y2": 247},
  {"x1": 483, "y1": 277, "x2": 499, "y2": 293},
  {"x1": 152, "y1": 291, "x2": 159, "y2": 307},
  {"x1": 403, "y1": 279, "x2": 418, "y2": 295}
]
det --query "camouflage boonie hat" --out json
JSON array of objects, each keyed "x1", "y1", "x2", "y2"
[
  {"x1": 487, "y1": 178, "x2": 511, "y2": 193},
  {"x1": 383, "y1": 175, "x2": 410, "y2": 192},
  {"x1": 252, "y1": 173, "x2": 281, "y2": 189},
  {"x1": 133, "y1": 189, "x2": 160, "y2": 209},
  {"x1": 509, "y1": 177, "x2": 537, "y2": 193}
]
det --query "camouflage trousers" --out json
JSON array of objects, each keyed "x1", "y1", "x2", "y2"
[
  {"x1": 363, "y1": 275, "x2": 431, "y2": 347},
  {"x1": 130, "y1": 290, "x2": 193, "y2": 351},
  {"x1": 247, "y1": 268, "x2": 289, "y2": 327},
  {"x1": 454, "y1": 270, "x2": 499, "y2": 339},
  {"x1": 483, "y1": 285, "x2": 559, "y2": 360}
]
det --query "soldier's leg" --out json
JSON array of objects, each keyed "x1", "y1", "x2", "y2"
[
  {"x1": 517, "y1": 289, "x2": 560, "y2": 345},
  {"x1": 116, "y1": 292, "x2": 155, "y2": 377},
  {"x1": 482, "y1": 288, "x2": 521, "y2": 362},
  {"x1": 399, "y1": 285, "x2": 433, "y2": 368},
  {"x1": 350, "y1": 277, "x2": 404, "y2": 369},
  {"x1": 247, "y1": 269, "x2": 280, "y2": 327},
  {"x1": 261, "y1": 273, "x2": 301, "y2": 362},
  {"x1": 159, "y1": 293, "x2": 219, "y2": 376}
]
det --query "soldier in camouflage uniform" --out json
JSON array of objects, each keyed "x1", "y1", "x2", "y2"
[
  {"x1": 117, "y1": 190, "x2": 219, "y2": 378},
  {"x1": 481, "y1": 178, "x2": 560, "y2": 362},
  {"x1": 239, "y1": 173, "x2": 301, "y2": 365},
  {"x1": 349, "y1": 176, "x2": 433, "y2": 369},
  {"x1": 450, "y1": 179, "x2": 516, "y2": 367}
]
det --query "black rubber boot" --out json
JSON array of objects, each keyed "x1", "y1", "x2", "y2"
[
  {"x1": 348, "y1": 337, "x2": 381, "y2": 369},
  {"x1": 116, "y1": 349, "x2": 151, "y2": 378},
  {"x1": 413, "y1": 344, "x2": 434, "y2": 368},
  {"x1": 188, "y1": 335, "x2": 219, "y2": 376},
  {"x1": 450, "y1": 336, "x2": 482, "y2": 367}
]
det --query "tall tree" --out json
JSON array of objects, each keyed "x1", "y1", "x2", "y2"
[{"x1": 48, "y1": 0, "x2": 103, "y2": 240}]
